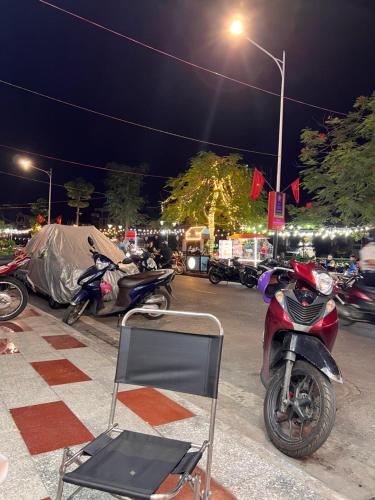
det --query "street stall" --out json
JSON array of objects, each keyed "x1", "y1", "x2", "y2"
[
  {"x1": 222, "y1": 233, "x2": 273, "y2": 265},
  {"x1": 182, "y1": 226, "x2": 210, "y2": 273}
]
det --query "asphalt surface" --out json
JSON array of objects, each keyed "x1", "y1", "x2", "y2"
[{"x1": 31, "y1": 275, "x2": 375, "y2": 499}]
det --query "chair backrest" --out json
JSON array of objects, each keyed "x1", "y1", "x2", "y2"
[{"x1": 115, "y1": 326, "x2": 223, "y2": 398}]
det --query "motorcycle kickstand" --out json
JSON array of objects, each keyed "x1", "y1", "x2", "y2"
[{"x1": 281, "y1": 351, "x2": 296, "y2": 412}]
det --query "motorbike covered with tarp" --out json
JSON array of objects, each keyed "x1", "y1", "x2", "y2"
[{"x1": 25, "y1": 225, "x2": 138, "y2": 304}]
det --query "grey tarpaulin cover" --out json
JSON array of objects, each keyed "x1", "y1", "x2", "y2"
[{"x1": 26, "y1": 225, "x2": 138, "y2": 304}]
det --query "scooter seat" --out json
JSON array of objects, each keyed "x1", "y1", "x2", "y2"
[{"x1": 118, "y1": 270, "x2": 167, "y2": 289}]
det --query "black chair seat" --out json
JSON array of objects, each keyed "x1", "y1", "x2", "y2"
[
  {"x1": 118, "y1": 271, "x2": 167, "y2": 289},
  {"x1": 63, "y1": 430, "x2": 191, "y2": 499}
]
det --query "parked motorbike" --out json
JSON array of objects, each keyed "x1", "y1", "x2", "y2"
[
  {"x1": 336, "y1": 273, "x2": 375, "y2": 325},
  {"x1": 0, "y1": 253, "x2": 30, "y2": 321},
  {"x1": 240, "y1": 259, "x2": 279, "y2": 288},
  {"x1": 129, "y1": 250, "x2": 158, "y2": 272},
  {"x1": 259, "y1": 260, "x2": 342, "y2": 457},
  {"x1": 63, "y1": 237, "x2": 174, "y2": 325},
  {"x1": 172, "y1": 251, "x2": 186, "y2": 275},
  {"x1": 208, "y1": 257, "x2": 243, "y2": 285}
]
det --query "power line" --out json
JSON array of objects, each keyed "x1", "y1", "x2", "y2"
[
  {"x1": 0, "y1": 79, "x2": 276, "y2": 157},
  {"x1": 0, "y1": 195, "x2": 106, "y2": 207},
  {"x1": 38, "y1": 0, "x2": 346, "y2": 117},
  {"x1": 0, "y1": 168, "x2": 106, "y2": 195},
  {"x1": 0, "y1": 144, "x2": 171, "y2": 178}
]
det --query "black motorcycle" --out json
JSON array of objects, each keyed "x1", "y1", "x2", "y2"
[
  {"x1": 240, "y1": 259, "x2": 280, "y2": 288},
  {"x1": 208, "y1": 257, "x2": 253, "y2": 287}
]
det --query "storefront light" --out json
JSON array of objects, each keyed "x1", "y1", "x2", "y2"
[{"x1": 187, "y1": 257, "x2": 196, "y2": 270}]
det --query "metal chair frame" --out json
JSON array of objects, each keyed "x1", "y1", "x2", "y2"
[{"x1": 56, "y1": 308, "x2": 223, "y2": 500}]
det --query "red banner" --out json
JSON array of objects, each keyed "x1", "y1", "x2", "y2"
[
  {"x1": 250, "y1": 168, "x2": 265, "y2": 200},
  {"x1": 56, "y1": 215, "x2": 62, "y2": 224},
  {"x1": 267, "y1": 192, "x2": 285, "y2": 230},
  {"x1": 291, "y1": 178, "x2": 300, "y2": 204}
]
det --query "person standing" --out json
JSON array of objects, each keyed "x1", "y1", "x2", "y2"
[{"x1": 359, "y1": 231, "x2": 375, "y2": 286}]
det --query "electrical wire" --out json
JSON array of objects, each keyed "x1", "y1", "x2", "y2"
[
  {"x1": 0, "y1": 79, "x2": 276, "y2": 157},
  {"x1": 0, "y1": 143, "x2": 171, "y2": 179},
  {"x1": 38, "y1": 0, "x2": 346, "y2": 117},
  {"x1": 0, "y1": 168, "x2": 106, "y2": 195},
  {"x1": 0, "y1": 195, "x2": 107, "y2": 207}
]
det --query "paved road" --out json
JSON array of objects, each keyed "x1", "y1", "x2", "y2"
[{"x1": 31, "y1": 275, "x2": 375, "y2": 499}]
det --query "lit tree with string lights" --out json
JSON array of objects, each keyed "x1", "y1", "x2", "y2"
[{"x1": 162, "y1": 152, "x2": 266, "y2": 252}]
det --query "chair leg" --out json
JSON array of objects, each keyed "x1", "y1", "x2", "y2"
[
  {"x1": 193, "y1": 472, "x2": 201, "y2": 500},
  {"x1": 56, "y1": 448, "x2": 68, "y2": 500}
]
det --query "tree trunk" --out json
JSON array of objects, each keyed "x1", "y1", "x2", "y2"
[
  {"x1": 76, "y1": 206, "x2": 80, "y2": 226},
  {"x1": 208, "y1": 190, "x2": 219, "y2": 254}
]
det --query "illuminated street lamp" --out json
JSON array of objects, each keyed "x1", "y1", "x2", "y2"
[
  {"x1": 17, "y1": 157, "x2": 52, "y2": 224},
  {"x1": 229, "y1": 17, "x2": 286, "y2": 258}
]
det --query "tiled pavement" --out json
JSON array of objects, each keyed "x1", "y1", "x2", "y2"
[{"x1": 0, "y1": 306, "x2": 343, "y2": 500}]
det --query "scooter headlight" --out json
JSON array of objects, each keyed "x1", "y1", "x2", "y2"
[
  {"x1": 312, "y1": 270, "x2": 334, "y2": 295},
  {"x1": 96, "y1": 259, "x2": 110, "y2": 271}
]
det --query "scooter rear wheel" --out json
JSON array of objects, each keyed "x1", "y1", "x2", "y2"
[
  {"x1": 264, "y1": 360, "x2": 336, "y2": 458},
  {"x1": 208, "y1": 269, "x2": 221, "y2": 285},
  {"x1": 144, "y1": 289, "x2": 171, "y2": 319}
]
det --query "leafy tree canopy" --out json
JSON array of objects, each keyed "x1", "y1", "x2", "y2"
[
  {"x1": 105, "y1": 163, "x2": 147, "y2": 232},
  {"x1": 31, "y1": 198, "x2": 48, "y2": 218},
  {"x1": 64, "y1": 177, "x2": 95, "y2": 225},
  {"x1": 162, "y1": 151, "x2": 266, "y2": 249},
  {"x1": 297, "y1": 92, "x2": 375, "y2": 226}
]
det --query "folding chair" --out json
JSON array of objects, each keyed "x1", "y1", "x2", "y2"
[{"x1": 56, "y1": 308, "x2": 224, "y2": 500}]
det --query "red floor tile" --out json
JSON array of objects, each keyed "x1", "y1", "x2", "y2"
[
  {"x1": 42, "y1": 334, "x2": 86, "y2": 350},
  {"x1": 11, "y1": 401, "x2": 93, "y2": 455},
  {"x1": 0, "y1": 320, "x2": 32, "y2": 332},
  {"x1": 19, "y1": 307, "x2": 41, "y2": 318},
  {"x1": 0, "y1": 338, "x2": 20, "y2": 354},
  {"x1": 31, "y1": 359, "x2": 91, "y2": 386},
  {"x1": 158, "y1": 467, "x2": 236, "y2": 499},
  {"x1": 117, "y1": 387, "x2": 194, "y2": 426}
]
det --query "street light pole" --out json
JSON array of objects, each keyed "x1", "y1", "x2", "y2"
[
  {"x1": 17, "y1": 158, "x2": 53, "y2": 224},
  {"x1": 244, "y1": 36, "x2": 285, "y2": 259}
]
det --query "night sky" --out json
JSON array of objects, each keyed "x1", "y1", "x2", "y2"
[{"x1": 1, "y1": 0, "x2": 374, "y2": 224}]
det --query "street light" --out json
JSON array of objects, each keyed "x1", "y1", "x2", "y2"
[
  {"x1": 229, "y1": 17, "x2": 286, "y2": 258},
  {"x1": 17, "y1": 157, "x2": 53, "y2": 224}
]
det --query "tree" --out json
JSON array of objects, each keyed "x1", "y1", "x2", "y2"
[
  {"x1": 105, "y1": 163, "x2": 146, "y2": 236},
  {"x1": 162, "y1": 152, "x2": 266, "y2": 251},
  {"x1": 31, "y1": 198, "x2": 48, "y2": 219},
  {"x1": 298, "y1": 92, "x2": 375, "y2": 226},
  {"x1": 64, "y1": 177, "x2": 95, "y2": 225}
]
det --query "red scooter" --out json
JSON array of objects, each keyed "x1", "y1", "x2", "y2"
[
  {"x1": 336, "y1": 273, "x2": 375, "y2": 325},
  {"x1": 258, "y1": 260, "x2": 342, "y2": 458},
  {"x1": 0, "y1": 253, "x2": 30, "y2": 321}
]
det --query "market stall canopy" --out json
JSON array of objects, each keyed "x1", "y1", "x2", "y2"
[{"x1": 26, "y1": 225, "x2": 137, "y2": 304}]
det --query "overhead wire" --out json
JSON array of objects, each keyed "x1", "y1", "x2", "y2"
[
  {"x1": 38, "y1": 0, "x2": 346, "y2": 117},
  {"x1": 0, "y1": 80, "x2": 276, "y2": 157},
  {"x1": 0, "y1": 144, "x2": 171, "y2": 178},
  {"x1": 0, "y1": 167, "x2": 106, "y2": 195}
]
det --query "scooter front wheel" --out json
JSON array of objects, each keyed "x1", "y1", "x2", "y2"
[
  {"x1": 264, "y1": 360, "x2": 336, "y2": 458},
  {"x1": 63, "y1": 301, "x2": 88, "y2": 326}
]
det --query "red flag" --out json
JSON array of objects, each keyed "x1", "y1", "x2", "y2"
[
  {"x1": 250, "y1": 168, "x2": 265, "y2": 200},
  {"x1": 36, "y1": 214, "x2": 44, "y2": 224},
  {"x1": 291, "y1": 178, "x2": 300, "y2": 204},
  {"x1": 56, "y1": 215, "x2": 62, "y2": 224}
]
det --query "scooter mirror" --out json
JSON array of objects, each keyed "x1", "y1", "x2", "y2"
[{"x1": 88, "y1": 236, "x2": 95, "y2": 247}]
